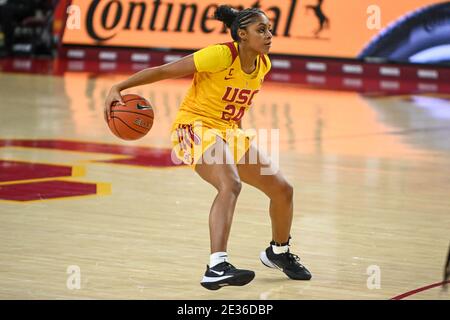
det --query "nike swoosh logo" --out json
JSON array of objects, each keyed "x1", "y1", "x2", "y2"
[
  {"x1": 136, "y1": 103, "x2": 152, "y2": 110},
  {"x1": 202, "y1": 275, "x2": 233, "y2": 282},
  {"x1": 210, "y1": 270, "x2": 225, "y2": 276},
  {"x1": 224, "y1": 77, "x2": 234, "y2": 80}
]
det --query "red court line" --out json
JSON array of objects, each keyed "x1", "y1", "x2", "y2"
[
  {"x1": 391, "y1": 280, "x2": 450, "y2": 300},
  {"x1": 0, "y1": 139, "x2": 180, "y2": 167},
  {"x1": 0, "y1": 180, "x2": 97, "y2": 201},
  {"x1": 0, "y1": 160, "x2": 73, "y2": 182}
]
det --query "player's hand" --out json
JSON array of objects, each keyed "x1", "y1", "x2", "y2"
[{"x1": 104, "y1": 85, "x2": 125, "y2": 122}]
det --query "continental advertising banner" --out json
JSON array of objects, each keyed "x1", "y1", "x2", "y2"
[{"x1": 63, "y1": 0, "x2": 449, "y2": 63}]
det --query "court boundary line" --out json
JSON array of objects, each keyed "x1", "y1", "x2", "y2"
[{"x1": 390, "y1": 280, "x2": 450, "y2": 300}]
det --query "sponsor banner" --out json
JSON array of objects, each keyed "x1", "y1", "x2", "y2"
[{"x1": 62, "y1": 0, "x2": 444, "y2": 59}]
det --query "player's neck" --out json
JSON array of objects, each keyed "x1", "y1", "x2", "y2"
[{"x1": 237, "y1": 42, "x2": 258, "y2": 74}]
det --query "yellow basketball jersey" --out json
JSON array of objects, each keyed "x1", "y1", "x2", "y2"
[{"x1": 173, "y1": 41, "x2": 271, "y2": 130}]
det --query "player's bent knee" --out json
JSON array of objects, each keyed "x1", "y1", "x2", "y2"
[
  {"x1": 218, "y1": 179, "x2": 242, "y2": 196},
  {"x1": 270, "y1": 179, "x2": 293, "y2": 201},
  {"x1": 283, "y1": 182, "x2": 294, "y2": 200}
]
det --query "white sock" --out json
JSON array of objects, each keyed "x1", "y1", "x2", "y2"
[
  {"x1": 272, "y1": 245, "x2": 289, "y2": 254},
  {"x1": 210, "y1": 252, "x2": 228, "y2": 268}
]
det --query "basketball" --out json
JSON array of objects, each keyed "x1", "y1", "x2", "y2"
[{"x1": 107, "y1": 94, "x2": 154, "y2": 140}]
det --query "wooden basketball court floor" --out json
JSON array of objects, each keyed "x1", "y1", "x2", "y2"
[{"x1": 0, "y1": 70, "x2": 449, "y2": 300}]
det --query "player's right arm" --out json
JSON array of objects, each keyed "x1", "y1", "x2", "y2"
[
  {"x1": 104, "y1": 54, "x2": 196, "y2": 120},
  {"x1": 104, "y1": 44, "x2": 230, "y2": 121},
  {"x1": 116, "y1": 54, "x2": 196, "y2": 91}
]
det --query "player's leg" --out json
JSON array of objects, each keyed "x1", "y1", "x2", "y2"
[
  {"x1": 237, "y1": 143, "x2": 312, "y2": 280},
  {"x1": 195, "y1": 135, "x2": 242, "y2": 254},
  {"x1": 237, "y1": 142, "x2": 293, "y2": 243},
  {"x1": 195, "y1": 135, "x2": 255, "y2": 290}
]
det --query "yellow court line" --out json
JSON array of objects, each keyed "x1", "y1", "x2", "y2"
[
  {"x1": 96, "y1": 183, "x2": 112, "y2": 196},
  {"x1": 71, "y1": 165, "x2": 86, "y2": 177},
  {"x1": 0, "y1": 177, "x2": 67, "y2": 186}
]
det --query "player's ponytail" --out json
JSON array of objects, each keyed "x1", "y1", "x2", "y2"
[
  {"x1": 214, "y1": 5, "x2": 265, "y2": 42},
  {"x1": 214, "y1": 5, "x2": 238, "y2": 29}
]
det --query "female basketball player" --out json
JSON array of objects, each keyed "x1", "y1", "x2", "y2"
[{"x1": 104, "y1": 5, "x2": 311, "y2": 290}]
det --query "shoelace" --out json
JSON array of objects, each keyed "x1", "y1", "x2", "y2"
[
  {"x1": 223, "y1": 262, "x2": 234, "y2": 271},
  {"x1": 286, "y1": 252, "x2": 305, "y2": 269},
  {"x1": 213, "y1": 262, "x2": 235, "y2": 272}
]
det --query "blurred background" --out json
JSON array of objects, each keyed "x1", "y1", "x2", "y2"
[
  {"x1": 0, "y1": 0, "x2": 449, "y2": 92},
  {"x1": 1, "y1": 0, "x2": 449, "y2": 62}
]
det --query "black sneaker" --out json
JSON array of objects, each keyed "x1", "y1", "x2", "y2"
[
  {"x1": 200, "y1": 262, "x2": 255, "y2": 290},
  {"x1": 260, "y1": 246, "x2": 312, "y2": 280}
]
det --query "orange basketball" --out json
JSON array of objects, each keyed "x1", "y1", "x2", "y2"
[{"x1": 107, "y1": 94, "x2": 154, "y2": 140}]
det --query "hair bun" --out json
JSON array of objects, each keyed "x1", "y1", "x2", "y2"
[{"x1": 214, "y1": 5, "x2": 239, "y2": 28}]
